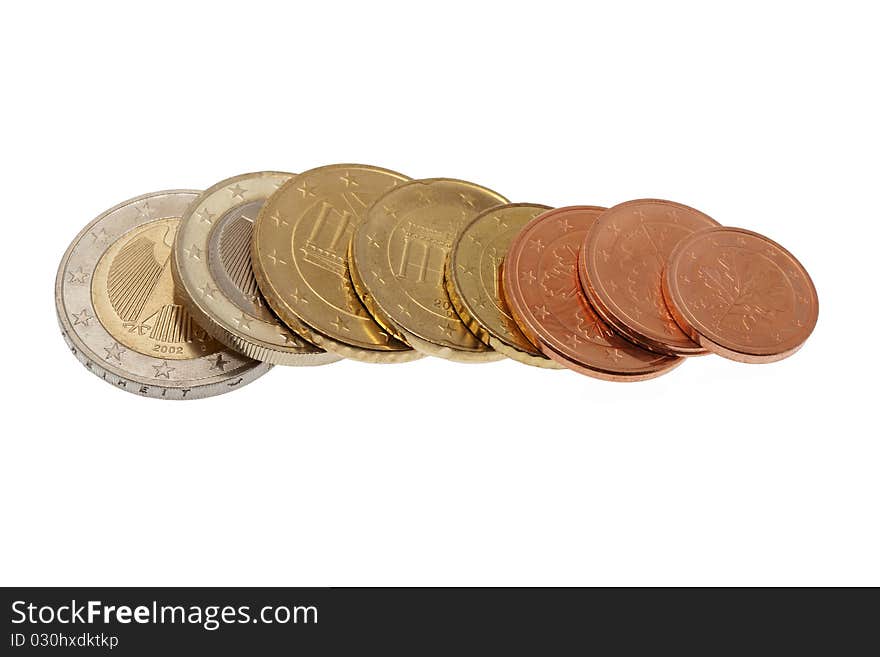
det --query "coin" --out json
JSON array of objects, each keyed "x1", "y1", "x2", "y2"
[
  {"x1": 56, "y1": 191, "x2": 271, "y2": 399},
  {"x1": 350, "y1": 178, "x2": 509, "y2": 362},
  {"x1": 251, "y1": 164, "x2": 419, "y2": 363},
  {"x1": 503, "y1": 206, "x2": 681, "y2": 381},
  {"x1": 446, "y1": 203, "x2": 561, "y2": 368},
  {"x1": 579, "y1": 199, "x2": 719, "y2": 356},
  {"x1": 172, "y1": 172, "x2": 339, "y2": 366},
  {"x1": 662, "y1": 227, "x2": 818, "y2": 363}
]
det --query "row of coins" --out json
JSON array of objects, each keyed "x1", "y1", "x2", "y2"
[{"x1": 55, "y1": 164, "x2": 818, "y2": 399}]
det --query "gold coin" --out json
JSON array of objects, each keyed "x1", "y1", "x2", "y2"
[
  {"x1": 350, "y1": 178, "x2": 509, "y2": 362},
  {"x1": 446, "y1": 203, "x2": 562, "y2": 368},
  {"x1": 251, "y1": 164, "x2": 419, "y2": 363},
  {"x1": 172, "y1": 172, "x2": 339, "y2": 366}
]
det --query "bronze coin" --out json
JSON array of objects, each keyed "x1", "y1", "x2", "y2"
[
  {"x1": 662, "y1": 227, "x2": 818, "y2": 363},
  {"x1": 503, "y1": 206, "x2": 681, "y2": 381},
  {"x1": 579, "y1": 199, "x2": 719, "y2": 356}
]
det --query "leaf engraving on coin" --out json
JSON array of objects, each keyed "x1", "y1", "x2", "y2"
[{"x1": 696, "y1": 249, "x2": 791, "y2": 336}]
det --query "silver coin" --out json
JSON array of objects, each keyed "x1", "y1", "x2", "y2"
[{"x1": 55, "y1": 190, "x2": 271, "y2": 399}]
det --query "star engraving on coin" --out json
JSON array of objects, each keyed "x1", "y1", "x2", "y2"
[
  {"x1": 278, "y1": 332, "x2": 302, "y2": 347},
  {"x1": 606, "y1": 348, "x2": 624, "y2": 363},
  {"x1": 68, "y1": 266, "x2": 90, "y2": 284},
  {"x1": 198, "y1": 208, "x2": 216, "y2": 225},
  {"x1": 184, "y1": 244, "x2": 203, "y2": 260},
  {"x1": 439, "y1": 322, "x2": 456, "y2": 338},
  {"x1": 233, "y1": 313, "x2": 252, "y2": 330},
  {"x1": 210, "y1": 353, "x2": 228, "y2": 371},
  {"x1": 72, "y1": 308, "x2": 93, "y2": 326},
  {"x1": 266, "y1": 249, "x2": 287, "y2": 266},
  {"x1": 229, "y1": 184, "x2": 247, "y2": 201},
  {"x1": 297, "y1": 182, "x2": 317, "y2": 198},
  {"x1": 153, "y1": 360, "x2": 175, "y2": 378},
  {"x1": 91, "y1": 228, "x2": 110, "y2": 244},
  {"x1": 533, "y1": 304, "x2": 551, "y2": 320},
  {"x1": 135, "y1": 201, "x2": 152, "y2": 220},
  {"x1": 104, "y1": 342, "x2": 125, "y2": 362},
  {"x1": 331, "y1": 315, "x2": 350, "y2": 332},
  {"x1": 340, "y1": 171, "x2": 359, "y2": 188},
  {"x1": 269, "y1": 211, "x2": 288, "y2": 228},
  {"x1": 199, "y1": 282, "x2": 218, "y2": 299}
]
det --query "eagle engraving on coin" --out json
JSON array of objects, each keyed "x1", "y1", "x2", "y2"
[{"x1": 94, "y1": 218, "x2": 221, "y2": 359}]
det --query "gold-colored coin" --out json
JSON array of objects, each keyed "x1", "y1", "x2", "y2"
[
  {"x1": 350, "y1": 178, "x2": 509, "y2": 362},
  {"x1": 251, "y1": 164, "x2": 419, "y2": 363},
  {"x1": 172, "y1": 172, "x2": 339, "y2": 366},
  {"x1": 446, "y1": 203, "x2": 562, "y2": 368}
]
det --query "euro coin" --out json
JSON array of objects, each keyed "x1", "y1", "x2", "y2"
[
  {"x1": 251, "y1": 164, "x2": 419, "y2": 363},
  {"x1": 56, "y1": 191, "x2": 271, "y2": 399},
  {"x1": 503, "y1": 206, "x2": 681, "y2": 381},
  {"x1": 172, "y1": 172, "x2": 339, "y2": 366},
  {"x1": 662, "y1": 226, "x2": 818, "y2": 363},
  {"x1": 350, "y1": 178, "x2": 508, "y2": 362},
  {"x1": 446, "y1": 203, "x2": 561, "y2": 368},
  {"x1": 579, "y1": 199, "x2": 719, "y2": 356}
]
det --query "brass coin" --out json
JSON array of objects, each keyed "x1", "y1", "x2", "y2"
[
  {"x1": 172, "y1": 172, "x2": 339, "y2": 366},
  {"x1": 446, "y1": 203, "x2": 561, "y2": 368},
  {"x1": 251, "y1": 164, "x2": 419, "y2": 363},
  {"x1": 350, "y1": 178, "x2": 509, "y2": 362}
]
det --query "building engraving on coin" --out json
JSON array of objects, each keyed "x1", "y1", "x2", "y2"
[
  {"x1": 351, "y1": 178, "x2": 509, "y2": 361},
  {"x1": 92, "y1": 217, "x2": 220, "y2": 359},
  {"x1": 302, "y1": 200, "x2": 352, "y2": 277},
  {"x1": 398, "y1": 221, "x2": 451, "y2": 284},
  {"x1": 251, "y1": 164, "x2": 417, "y2": 362},
  {"x1": 56, "y1": 190, "x2": 271, "y2": 399}
]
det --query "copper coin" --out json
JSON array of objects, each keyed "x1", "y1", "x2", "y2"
[
  {"x1": 503, "y1": 206, "x2": 681, "y2": 381},
  {"x1": 662, "y1": 227, "x2": 818, "y2": 363},
  {"x1": 579, "y1": 199, "x2": 720, "y2": 356}
]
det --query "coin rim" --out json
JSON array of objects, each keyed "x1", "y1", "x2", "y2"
[{"x1": 662, "y1": 226, "x2": 819, "y2": 363}]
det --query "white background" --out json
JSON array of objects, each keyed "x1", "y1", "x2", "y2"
[{"x1": 1, "y1": 1, "x2": 877, "y2": 586}]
